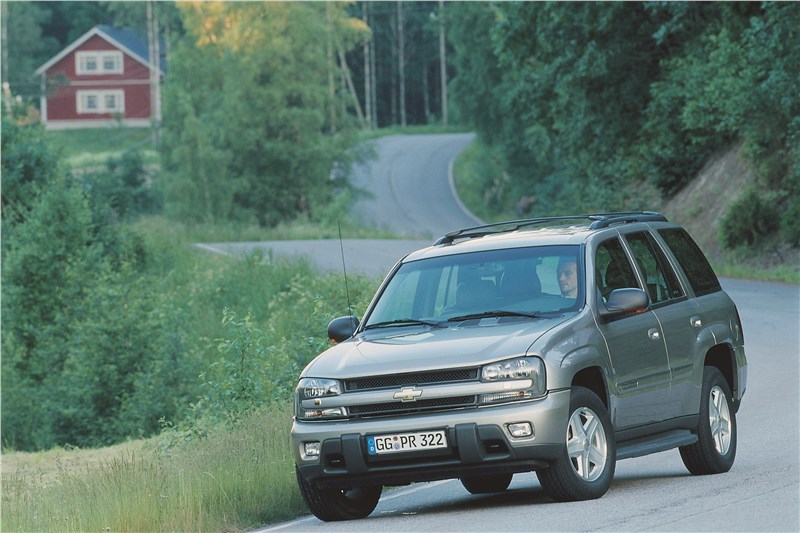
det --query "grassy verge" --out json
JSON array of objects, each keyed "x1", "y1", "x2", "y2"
[
  {"x1": 713, "y1": 257, "x2": 800, "y2": 284},
  {"x1": 356, "y1": 124, "x2": 470, "y2": 143},
  {"x1": 452, "y1": 140, "x2": 517, "y2": 223},
  {"x1": 1, "y1": 404, "x2": 306, "y2": 532},
  {"x1": 166, "y1": 215, "x2": 399, "y2": 244},
  {"x1": 46, "y1": 126, "x2": 158, "y2": 168}
]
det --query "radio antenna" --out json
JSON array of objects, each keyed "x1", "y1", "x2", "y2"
[{"x1": 338, "y1": 220, "x2": 354, "y2": 318}]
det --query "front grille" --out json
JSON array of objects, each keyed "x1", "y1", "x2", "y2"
[
  {"x1": 348, "y1": 395, "x2": 477, "y2": 417},
  {"x1": 344, "y1": 368, "x2": 479, "y2": 391}
]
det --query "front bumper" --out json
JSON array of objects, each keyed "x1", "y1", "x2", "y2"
[{"x1": 292, "y1": 389, "x2": 570, "y2": 488}]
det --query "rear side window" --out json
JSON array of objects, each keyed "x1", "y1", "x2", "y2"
[
  {"x1": 624, "y1": 232, "x2": 685, "y2": 303},
  {"x1": 658, "y1": 228, "x2": 720, "y2": 296}
]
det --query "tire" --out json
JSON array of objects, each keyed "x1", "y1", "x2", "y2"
[
  {"x1": 295, "y1": 467, "x2": 381, "y2": 521},
  {"x1": 680, "y1": 366, "x2": 737, "y2": 475},
  {"x1": 537, "y1": 387, "x2": 616, "y2": 502},
  {"x1": 460, "y1": 473, "x2": 513, "y2": 494}
]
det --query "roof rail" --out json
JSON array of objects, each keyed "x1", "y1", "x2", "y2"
[
  {"x1": 588, "y1": 211, "x2": 668, "y2": 229},
  {"x1": 433, "y1": 212, "x2": 667, "y2": 245}
]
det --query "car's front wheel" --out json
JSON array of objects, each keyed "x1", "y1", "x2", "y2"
[
  {"x1": 537, "y1": 386, "x2": 616, "y2": 501},
  {"x1": 296, "y1": 468, "x2": 381, "y2": 521},
  {"x1": 679, "y1": 366, "x2": 737, "y2": 475}
]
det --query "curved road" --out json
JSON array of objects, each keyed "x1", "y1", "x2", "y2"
[
  {"x1": 198, "y1": 133, "x2": 479, "y2": 277},
  {"x1": 349, "y1": 133, "x2": 481, "y2": 239},
  {"x1": 216, "y1": 135, "x2": 799, "y2": 532}
]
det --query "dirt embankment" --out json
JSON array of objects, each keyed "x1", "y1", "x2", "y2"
[
  {"x1": 659, "y1": 141, "x2": 797, "y2": 271},
  {"x1": 659, "y1": 142, "x2": 752, "y2": 262}
]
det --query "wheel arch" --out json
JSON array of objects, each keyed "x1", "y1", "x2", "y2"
[
  {"x1": 704, "y1": 343, "x2": 736, "y2": 399},
  {"x1": 571, "y1": 366, "x2": 609, "y2": 410}
]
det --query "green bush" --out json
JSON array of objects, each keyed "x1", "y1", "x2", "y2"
[
  {"x1": 0, "y1": 108, "x2": 64, "y2": 223},
  {"x1": 201, "y1": 309, "x2": 296, "y2": 424},
  {"x1": 719, "y1": 189, "x2": 780, "y2": 250},
  {"x1": 83, "y1": 149, "x2": 161, "y2": 221},
  {"x1": 780, "y1": 173, "x2": 800, "y2": 247}
]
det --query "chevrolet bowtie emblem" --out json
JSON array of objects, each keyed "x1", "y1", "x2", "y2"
[{"x1": 393, "y1": 386, "x2": 423, "y2": 402}]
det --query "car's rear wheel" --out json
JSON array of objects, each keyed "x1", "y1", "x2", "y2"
[
  {"x1": 537, "y1": 387, "x2": 616, "y2": 501},
  {"x1": 680, "y1": 366, "x2": 737, "y2": 475},
  {"x1": 460, "y1": 473, "x2": 513, "y2": 494},
  {"x1": 296, "y1": 467, "x2": 381, "y2": 521}
]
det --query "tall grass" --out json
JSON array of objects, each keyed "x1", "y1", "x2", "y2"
[
  {"x1": 1, "y1": 404, "x2": 306, "y2": 532},
  {"x1": 2, "y1": 212, "x2": 384, "y2": 529}
]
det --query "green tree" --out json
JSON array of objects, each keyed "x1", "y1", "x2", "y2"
[
  {"x1": 0, "y1": 97, "x2": 63, "y2": 223},
  {"x1": 1, "y1": 2, "x2": 60, "y2": 99},
  {"x1": 160, "y1": 2, "x2": 367, "y2": 226}
]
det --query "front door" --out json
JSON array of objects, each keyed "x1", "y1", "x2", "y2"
[{"x1": 594, "y1": 236, "x2": 671, "y2": 430}]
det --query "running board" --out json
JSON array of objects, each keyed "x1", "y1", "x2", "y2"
[{"x1": 616, "y1": 429, "x2": 698, "y2": 460}]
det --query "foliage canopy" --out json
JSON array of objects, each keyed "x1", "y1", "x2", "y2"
[{"x1": 448, "y1": 1, "x2": 799, "y2": 247}]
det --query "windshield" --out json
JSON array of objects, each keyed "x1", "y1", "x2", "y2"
[{"x1": 364, "y1": 246, "x2": 582, "y2": 328}]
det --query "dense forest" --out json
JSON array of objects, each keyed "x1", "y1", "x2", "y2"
[
  {"x1": 447, "y1": 2, "x2": 798, "y2": 248},
  {"x1": 2, "y1": 1, "x2": 798, "y2": 451}
]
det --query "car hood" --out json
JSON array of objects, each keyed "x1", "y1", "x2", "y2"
[{"x1": 302, "y1": 316, "x2": 570, "y2": 379}]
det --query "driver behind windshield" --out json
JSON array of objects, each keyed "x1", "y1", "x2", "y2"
[{"x1": 557, "y1": 258, "x2": 578, "y2": 299}]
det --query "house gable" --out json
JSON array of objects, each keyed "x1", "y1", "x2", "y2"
[{"x1": 35, "y1": 25, "x2": 163, "y2": 76}]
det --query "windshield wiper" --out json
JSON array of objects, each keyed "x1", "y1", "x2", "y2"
[
  {"x1": 363, "y1": 318, "x2": 442, "y2": 330},
  {"x1": 448, "y1": 310, "x2": 541, "y2": 322}
]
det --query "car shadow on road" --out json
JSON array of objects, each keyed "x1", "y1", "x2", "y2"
[{"x1": 374, "y1": 469, "x2": 695, "y2": 520}]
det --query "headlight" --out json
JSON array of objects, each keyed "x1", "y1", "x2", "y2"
[
  {"x1": 297, "y1": 378, "x2": 342, "y2": 399},
  {"x1": 479, "y1": 357, "x2": 546, "y2": 404},
  {"x1": 296, "y1": 378, "x2": 345, "y2": 420}
]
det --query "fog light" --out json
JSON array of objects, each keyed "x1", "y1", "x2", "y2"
[
  {"x1": 507, "y1": 422, "x2": 533, "y2": 438},
  {"x1": 304, "y1": 442, "x2": 321, "y2": 457},
  {"x1": 303, "y1": 407, "x2": 345, "y2": 418}
]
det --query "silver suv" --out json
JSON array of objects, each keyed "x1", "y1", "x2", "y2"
[{"x1": 291, "y1": 212, "x2": 747, "y2": 521}]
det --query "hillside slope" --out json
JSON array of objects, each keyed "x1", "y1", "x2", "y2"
[
  {"x1": 659, "y1": 142, "x2": 797, "y2": 273},
  {"x1": 660, "y1": 142, "x2": 752, "y2": 262}
]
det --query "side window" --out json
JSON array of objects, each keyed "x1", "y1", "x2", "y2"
[
  {"x1": 595, "y1": 238, "x2": 639, "y2": 299},
  {"x1": 624, "y1": 232, "x2": 684, "y2": 304},
  {"x1": 658, "y1": 228, "x2": 721, "y2": 296}
]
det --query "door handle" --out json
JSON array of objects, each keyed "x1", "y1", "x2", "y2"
[
  {"x1": 690, "y1": 315, "x2": 702, "y2": 328},
  {"x1": 648, "y1": 328, "x2": 661, "y2": 341}
]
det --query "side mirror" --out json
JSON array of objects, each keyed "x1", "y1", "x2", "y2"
[
  {"x1": 327, "y1": 316, "x2": 359, "y2": 343},
  {"x1": 599, "y1": 288, "x2": 649, "y2": 320}
]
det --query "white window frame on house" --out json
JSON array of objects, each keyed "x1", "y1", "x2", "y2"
[
  {"x1": 76, "y1": 51, "x2": 123, "y2": 75},
  {"x1": 76, "y1": 90, "x2": 125, "y2": 114}
]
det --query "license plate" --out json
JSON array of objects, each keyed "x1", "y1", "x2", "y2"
[{"x1": 367, "y1": 430, "x2": 448, "y2": 455}]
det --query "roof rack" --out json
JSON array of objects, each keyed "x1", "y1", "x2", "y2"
[
  {"x1": 433, "y1": 212, "x2": 667, "y2": 245},
  {"x1": 587, "y1": 211, "x2": 667, "y2": 229}
]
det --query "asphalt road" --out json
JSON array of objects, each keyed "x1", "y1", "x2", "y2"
[
  {"x1": 220, "y1": 134, "x2": 799, "y2": 532},
  {"x1": 348, "y1": 132, "x2": 481, "y2": 239}
]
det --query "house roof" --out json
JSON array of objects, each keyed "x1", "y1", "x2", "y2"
[{"x1": 35, "y1": 24, "x2": 166, "y2": 76}]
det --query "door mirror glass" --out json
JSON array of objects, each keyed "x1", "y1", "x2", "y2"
[{"x1": 600, "y1": 288, "x2": 649, "y2": 319}]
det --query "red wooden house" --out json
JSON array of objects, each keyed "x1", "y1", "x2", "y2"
[{"x1": 34, "y1": 25, "x2": 164, "y2": 130}]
